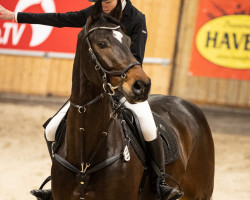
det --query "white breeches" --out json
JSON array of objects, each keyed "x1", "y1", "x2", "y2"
[
  {"x1": 45, "y1": 98, "x2": 157, "y2": 142},
  {"x1": 45, "y1": 101, "x2": 70, "y2": 141},
  {"x1": 119, "y1": 97, "x2": 157, "y2": 141}
]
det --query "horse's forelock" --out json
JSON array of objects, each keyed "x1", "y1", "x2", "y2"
[
  {"x1": 103, "y1": 13, "x2": 120, "y2": 26},
  {"x1": 88, "y1": 13, "x2": 121, "y2": 30}
]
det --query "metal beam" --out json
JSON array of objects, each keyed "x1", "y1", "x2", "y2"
[{"x1": 0, "y1": 49, "x2": 170, "y2": 66}]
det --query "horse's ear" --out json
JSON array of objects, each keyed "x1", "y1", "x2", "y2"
[
  {"x1": 109, "y1": 0, "x2": 122, "y2": 20},
  {"x1": 91, "y1": 0, "x2": 102, "y2": 22}
]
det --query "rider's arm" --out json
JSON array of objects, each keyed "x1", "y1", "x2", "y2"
[
  {"x1": 17, "y1": 6, "x2": 93, "y2": 28},
  {"x1": 129, "y1": 14, "x2": 147, "y2": 64}
]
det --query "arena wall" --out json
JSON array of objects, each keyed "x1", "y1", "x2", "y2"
[{"x1": 0, "y1": 0, "x2": 249, "y2": 107}]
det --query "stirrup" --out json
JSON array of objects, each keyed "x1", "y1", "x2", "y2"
[
  {"x1": 156, "y1": 175, "x2": 184, "y2": 200},
  {"x1": 30, "y1": 176, "x2": 52, "y2": 200},
  {"x1": 30, "y1": 189, "x2": 52, "y2": 200},
  {"x1": 160, "y1": 184, "x2": 182, "y2": 200},
  {"x1": 168, "y1": 191, "x2": 183, "y2": 200}
]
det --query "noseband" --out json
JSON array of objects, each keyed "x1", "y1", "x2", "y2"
[{"x1": 85, "y1": 25, "x2": 141, "y2": 95}]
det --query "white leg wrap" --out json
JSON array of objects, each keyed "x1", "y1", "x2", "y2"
[
  {"x1": 120, "y1": 97, "x2": 157, "y2": 141},
  {"x1": 45, "y1": 101, "x2": 70, "y2": 141}
]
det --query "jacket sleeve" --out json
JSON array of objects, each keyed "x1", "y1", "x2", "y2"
[
  {"x1": 17, "y1": 6, "x2": 93, "y2": 28},
  {"x1": 130, "y1": 15, "x2": 147, "y2": 64}
]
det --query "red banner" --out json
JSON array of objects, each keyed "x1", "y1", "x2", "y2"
[
  {"x1": 0, "y1": 0, "x2": 91, "y2": 53},
  {"x1": 189, "y1": 0, "x2": 250, "y2": 80}
]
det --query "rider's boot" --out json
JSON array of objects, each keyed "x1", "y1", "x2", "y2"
[
  {"x1": 30, "y1": 135, "x2": 53, "y2": 200},
  {"x1": 146, "y1": 133, "x2": 182, "y2": 200}
]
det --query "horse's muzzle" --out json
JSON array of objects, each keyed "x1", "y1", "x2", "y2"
[{"x1": 131, "y1": 78, "x2": 151, "y2": 102}]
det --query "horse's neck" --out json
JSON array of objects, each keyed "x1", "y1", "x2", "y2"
[{"x1": 65, "y1": 66, "x2": 119, "y2": 164}]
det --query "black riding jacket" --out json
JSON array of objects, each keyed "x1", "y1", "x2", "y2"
[{"x1": 17, "y1": 0, "x2": 147, "y2": 64}]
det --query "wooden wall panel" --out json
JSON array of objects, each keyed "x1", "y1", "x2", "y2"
[
  {"x1": 45, "y1": 59, "x2": 73, "y2": 96},
  {"x1": 143, "y1": 64, "x2": 172, "y2": 95},
  {"x1": 132, "y1": 0, "x2": 181, "y2": 58},
  {"x1": 0, "y1": 55, "x2": 73, "y2": 96}
]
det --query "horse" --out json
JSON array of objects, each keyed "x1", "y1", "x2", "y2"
[{"x1": 51, "y1": 1, "x2": 214, "y2": 200}]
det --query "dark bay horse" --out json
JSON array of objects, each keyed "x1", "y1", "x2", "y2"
[{"x1": 51, "y1": 1, "x2": 214, "y2": 200}]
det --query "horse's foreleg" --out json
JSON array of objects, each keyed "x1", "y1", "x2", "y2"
[{"x1": 51, "y1": 162, "x2": 79, "y2": 200}]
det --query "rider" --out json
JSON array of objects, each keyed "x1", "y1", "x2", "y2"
[{"x1": 0, "y1": 1, "x2": 181, "y2": 200}]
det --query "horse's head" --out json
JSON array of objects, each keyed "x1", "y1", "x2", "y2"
[{"x1": 82, "y1": 0, "x2": 151, "y2": 103}]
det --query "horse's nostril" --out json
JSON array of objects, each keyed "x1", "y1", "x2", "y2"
[
  {"x1": 133, "y1": 80, "x2": 144, "y2": 95},
  {"x1": 134, "y1": 81, "x2": 143, "y2": 90}
]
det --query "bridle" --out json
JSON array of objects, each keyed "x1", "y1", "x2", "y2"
[
  {"x1": 85, "y1": 25, "x2": 141, "y2": 95},
  {"x1": 69, "y1": 24, "x2": 141, "y2": 112}
]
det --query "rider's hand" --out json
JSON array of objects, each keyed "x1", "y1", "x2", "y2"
[{"x1": 0, "y1": 5, "x2": 14, "y2": 20}]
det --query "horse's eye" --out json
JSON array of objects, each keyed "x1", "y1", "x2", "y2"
[{"x1": 97, "y1": 42, "x2": 107, "y2": 49}]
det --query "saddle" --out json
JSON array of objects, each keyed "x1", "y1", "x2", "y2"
[{"x1": 119, "y1": 108, "x2": 179, "y2": 166}]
